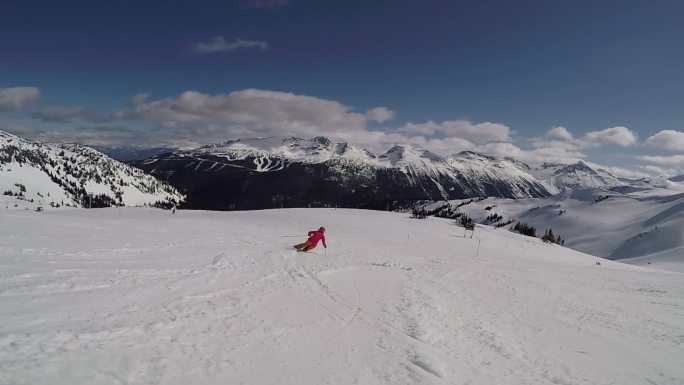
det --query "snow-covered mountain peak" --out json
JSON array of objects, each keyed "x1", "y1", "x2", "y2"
[
  {"x1": 333, "y1": 142, "x2": 378, "y2": 162},
  {"x1": 553, "y1": 160, "x2": 597, "y2": 176},
  {"x1": 444, "y1": 151, "x2": 558, "y2": 194},
  {"x1": 309, "y1": 135, "x2": 332, "y2": 148},
  {"x1": 380, "y1": 144, "x2": 444, "y2": 166},
  {"x1": 526, "y1": 160, "x2": 622, "y2": 191},
  {"x1": 452, "y1": 150, "x2": 496, "y2": 162}
]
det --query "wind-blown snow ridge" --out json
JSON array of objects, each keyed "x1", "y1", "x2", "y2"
[
  {"x1": 0, "y1": 208, "x2": 682, "y2": 384},
  {"x1": 0, "y1": 130, "x2": 183, "y2": 208}
]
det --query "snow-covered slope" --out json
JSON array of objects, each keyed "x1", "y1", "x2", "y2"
[
  {"x1": 528, "y1": 161, "x2": 623, "y2": 191},
  {"x1": 440, "y1": 188, "x2": 684, "y2": 271},
  {"x1": 447, "y1": 151, "x2": 557, "y2": 197},
  {"x1": 1, "y1": 208, "x2": 682, "y2": 385},
  {"x1": 0, "y1": 130, "x2": 183, "y2": 209}
]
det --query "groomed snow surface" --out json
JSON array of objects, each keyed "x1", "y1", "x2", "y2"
[{"x1": 1, "y1": 208, "x2": 683, "y2": 385}]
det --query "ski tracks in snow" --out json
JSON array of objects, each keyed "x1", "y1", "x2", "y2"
[{"x1": 280, "y1": 246, "x2": 457, "y2": 384}]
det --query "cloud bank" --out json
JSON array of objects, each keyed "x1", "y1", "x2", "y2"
[
  {"x1": 116, "y1": 89, "x2": 396, "y2": 142},
  {"x1": 114, "y1": 89, "x2": 523, "y2": 156},
  {"x1": 0, "y1": 87, "x2": 41, "y2": 111},
  {"x1": 646, "y1": 130, "x2": 684, "y2": 152},
  {"x1": 583, "y1": 126, "x2": 638, "y2": 147},
  {"x1": 32, "y1": 107, "x2": 90, "y2": 123},
  {"x1": 536, "y1": 126, "x2": 639, "y2": 150},
  {"x1": 638, "y1": 155, "x2": 684, "y2": 168},
  {"x1": 399, "y1": 120, "x2": 511, "y2": 143}
]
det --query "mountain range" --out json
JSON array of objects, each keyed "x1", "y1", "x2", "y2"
[
  {"x1": 3, "y1": 131, "x2": 676, "y2": 212},
  {"x1": 131, "y1": 136, "x2": 639, "y2": 210}
]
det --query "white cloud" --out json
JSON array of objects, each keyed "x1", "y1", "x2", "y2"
[
  {"x1": 32, "y1": 107, "x2": 91, "y2": 123},
  {"x1": 116, "y1": 89, "x2": 397, "y2": 141},
  {"x1": 637, "y1": 165, "x2": 673, "y2": 177},
  {"x1": 399, "y1": 119, "x2": 511, "y2": 143},
  {"x1": 634, "y1": 155, "x2": 684, "y2": 179},
  {"x1": 531, "y1": 138, "x2": 582, "y2": 151},
  {"x1": 524, "y1": 146, "x2": 585, "y2": 164},
  {"x1": 131, "y1": 93, "x2": 151, "y2": 106},
  {"x1": 646, "y1": 130, "x2": 684, "y2": 152},
  {"x1": 115, "y1": 89, "x2": 517, "y2": 153},
  {"x1": 1, "y1": 123, "x2": 41, "y2": 136},
  {"x1": 475, "y1": 142, "x2": 525, "y2": 158},
  {"x1": 0, "y1": 87, "x2": 41, "y2": 111},
  {"x1": 591, "y1": 165, "x2": 651, "y2": 179},
  {"x1": 365, "y1": 107, "x2": 395, "y2": 123},
  {"x1": 192, "y1": 37, "x2": 269, "y2": 54},
  {"x1": 533, "y1": 126, "x2": 639, "y2": 151},
  {"x1": 2, "y1": 124, "x2": 194, "y2": 149},
  {"x1": 637, "y1": 155, "x2": 684, "y2": 167},
  {"x1": 582, "y1": 126, "x2": 638, "y2": 147},
  {"x1": 393, "y1": 135, "x2": 475, "y2": 155},
  {"x1": 546, "y1": 126, "x2": 574, "y2": 141}
]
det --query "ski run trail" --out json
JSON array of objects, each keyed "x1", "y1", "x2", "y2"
[{"x1": 1, "y1": 208, "x2": 683, "y2": 385}]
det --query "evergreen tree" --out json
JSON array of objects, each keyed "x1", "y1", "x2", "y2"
[{"x1": 459, "y1": 214, "x2": 473, "y2": 227}]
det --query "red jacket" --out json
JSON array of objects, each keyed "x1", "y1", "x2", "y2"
[{"x1": 307, "y1": 229, "x2": 326, "y2": 248}]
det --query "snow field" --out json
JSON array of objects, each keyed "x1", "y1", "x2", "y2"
[
  {"x1": 0, "y1": 208, "x2": 683, "y2": 385},
  {"x1": 436, "y1": 189, "x2": 684, "y2": 271}
]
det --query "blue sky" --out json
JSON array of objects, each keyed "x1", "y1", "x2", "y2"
[{"x1": 1, "y1": 0, "x2": 683, "y2": 177}]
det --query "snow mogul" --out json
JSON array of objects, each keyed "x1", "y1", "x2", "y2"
[{"x1": 293, "y1": 227, "x2": 327, "y2": 252}]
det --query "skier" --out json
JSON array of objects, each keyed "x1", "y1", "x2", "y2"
[{"x1": 293, "y1": 227, "x2": 327, "y2": 252}]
